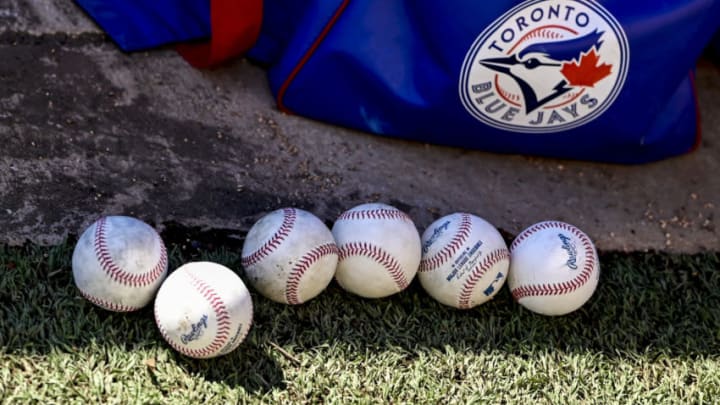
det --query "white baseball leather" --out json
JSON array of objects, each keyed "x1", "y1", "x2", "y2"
[
  {"x1": 332, "y1": 203, "x2": 421, "y2": 299},
  {"x1": 72, "y1": 216, "x2": 168, "y2": 312},
  {"x1": 508, "y1": 221, "x2": 600, "y2": 316}
]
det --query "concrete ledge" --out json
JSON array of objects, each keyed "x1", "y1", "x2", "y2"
[
  {"x1": 0, "y1": 20, "x2": 718, "y2": 253},
  {"x1": 0, "y1": 0, "x2": 100, "y2": 35}
]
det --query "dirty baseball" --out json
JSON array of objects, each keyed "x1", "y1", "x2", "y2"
[
  {"x1": 154, "y1": 261, "x2": 253, "y2": 359},
  {"x1": 72, "y1": 215, "x2": 168, "y2": 312},
  {"x1": 241, "y1": 207, "x2": 339, "y2": 305}
]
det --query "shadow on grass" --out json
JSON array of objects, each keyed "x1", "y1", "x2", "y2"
[
  {"x1": 1, "y1": 230, "x2": 719, "y2": 393},
  {"x1": 0, "y1": 239, "x2": 285, "y2": 394},
  {"x1": 260, "y1": 251, "x2": 720, "y2": 360}
]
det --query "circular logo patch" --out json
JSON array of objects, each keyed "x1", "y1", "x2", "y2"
[{"x1": 459, "y1": 0, "x2": 629, "y2": 133}]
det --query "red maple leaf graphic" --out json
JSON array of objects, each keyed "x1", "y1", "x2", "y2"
[{"x1": 560, "y1": 49, "x2": 613, "y2": 87}]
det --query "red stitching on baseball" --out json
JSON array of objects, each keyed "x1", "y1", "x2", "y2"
[
  {"x1": 457, "y1": 248, "x2": 509, "y2": 309},
  {"x1": 495, "y1": 75, "x2": 523, "y2": 107},
  {"x1": 497, "y1": 84, "x2": 521, "y2": 102},
  {"x1": 509, "y1": 25, "x2": 576, "y2": 54},
  {"x1": 79, "y1": 289, "x2": 141, "y2": 312},
  {"x1": 93, "y1": 217, "x2": 168, "y2": 288},
  {"x1": 339, "y1": 242, "x2": 409, "y2": 290},
  {"x1": 285, "y1": 243, "x2": 339, "y2": 304},
  {"x1": 337, "y1": 208, "x2": 411, "y2": 222},
  {"x1": 419, "y1": 214, "x2": 472, "y2": 273},
  {"x1": 155, "y1": 272, "x2": 234, "y2": 358},
  {"x1": 510, "y1": 221, "x2": 597, "y2": 300},
  {"x1": 511, "y1": 220, "x2": 571, "y2": 251},
  {"x1": 241, "y1": 208, "x2": 297, "y2": 267},
  {"x1": 218, "y1": 301, "x2": 254, "y2": 356}
]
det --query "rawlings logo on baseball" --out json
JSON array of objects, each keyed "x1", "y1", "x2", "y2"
[
  {"x1": 422, "y1": 220, "x2": 451, "y2": 254},
  {"x1": 558, "y1": 233, "x2": 579, "y2": 269},
  {"x1": 181, "y1": 314, "x2": 209, "y2": 344},
  {"x1": 508, "y1": 220, "x2": 600, "y2": 316},
  {"x1": 459, "y1": 0, "x2": 630, "y2": 133}
]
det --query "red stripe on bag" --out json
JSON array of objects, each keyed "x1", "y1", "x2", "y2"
[
  {"x1": 689, "y1": 70, "x2": 703, "y2": 153},
  {"x1": 177, "y1": 0, "x2": 263, "y2": 68},
  {"x1": 277, "y1": 0, "x2": 351, "y2": 113}
]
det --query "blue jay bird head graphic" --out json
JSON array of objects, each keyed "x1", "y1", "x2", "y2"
[
  {"x1": 459, "y1": 1, "x2": 629, "y2": 134},
  {"x1": 480, "y1": 30, "x2": 607, "y2": 113}
]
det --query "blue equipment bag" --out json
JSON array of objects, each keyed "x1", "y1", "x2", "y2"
[
  {"x1": 710, "y1": 30, "x2": 720, "y2": 63},
  {"x1": 75, "y1": 0, "x2": 720, "y2": 163},
  {"x1": 75, "y1": 0, "x2": 262, "y2": 68},
  {"x1": 74, "y1": 0, "x2": 211, "y2": 51},
  {"x1": 260, "y1": 0, "x2": 720, "y2": 163}
]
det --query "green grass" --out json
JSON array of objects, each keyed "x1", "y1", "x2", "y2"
[{"x1": 0, "y1": 242, "x2": 719, "y2": 404}]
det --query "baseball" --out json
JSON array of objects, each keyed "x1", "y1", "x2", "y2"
[
  {"x1": 154, "y1": 261, "x2": 253, "y2": 359},
  {"x1": 332, "y1": 202, "x2": 421, "y2": 298},
  {"x1": 241, "y1": 208, "x2": 338, "y2": 304},
  {"x1": 418, "y1": 213, "x2": 510, "y2": 309},
  {"x1": 72, "y1": 215, "x2": 168, "y2": 312},
  {"x1": 508, "y1": 221, "x2": 600, "y2": 316}
]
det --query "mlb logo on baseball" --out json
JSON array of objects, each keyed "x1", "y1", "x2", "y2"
[
  {"x1": 459, "y1": 0, "x2": 630, "y2": 133},
  {"x1": 418, "y1": 213, "x2": 510, "y2": 310}
]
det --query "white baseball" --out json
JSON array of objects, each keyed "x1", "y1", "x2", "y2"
[
  {"x1": 418, "y1": 213, "x2": 510, "y2": 309},
  {"x1": 332, "y1": 203, "x2": 421, "y2": 298},
  {"x1": 241, "y1": 208, "x2": 338, "y2": 304},
  {"x1": 72, "y1": 216, "x2": 168, "y2": 312},
  {"x1": 508, "y1": 221, "x2": 600, "y2": 316},
  {"x1": 154, "y1": 261, "x2": 253, "y2": 359}
]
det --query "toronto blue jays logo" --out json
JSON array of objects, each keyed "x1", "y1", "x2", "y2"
[{"x1": 460, "y1": 0, "x2": 629, "y2": 133}]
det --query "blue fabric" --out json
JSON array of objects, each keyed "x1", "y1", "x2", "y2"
[
  {"x1": 267, "y1": 0, "x2": 720, "y2": 163},
  {"x1": 75, "y1": 0, "x2": 210, "y2": 51},
  {"x1": 72, "y1": 0, "x2": 720, "y2": 163},
  {"x1": 245, "y1": 0, "x2": 315, "y2": 66},
  {"x1": 710, "y1": 30, "x2": 720, "y2": 62}
]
